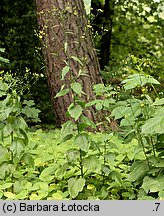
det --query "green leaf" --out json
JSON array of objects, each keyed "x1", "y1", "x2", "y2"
[
  {"x1": 142, "y1": 115, "x2": 164, "y2": 134},
  {"x1": 128, "y1": 161, "x2": 149, "y2": 182},
  {"x1": 101, "y1": 164, "x2": 110, "y2": 175},
  {"x1": 66, "y1": 149, "x2": 80, "y2": 162},
  {"x1": 54, "y1": 88, "x2": 69, "y2": 98},
  {"x1": 61, "y1": 121, "x2": 76, "y2": 138},
  {"x1": 68, "y1": 104, "x2": 83, "y2": 121},
  {"x1": 142, "y1": 176, "x2": 164, "y2": 193},
  {"x1": 111, "y1": 106, "x2": 130, "y2": 120},
  {"x1": 52, "y1": 191, "x2": 64, "y2": 200},
  {"x1": 0, "y1": 183, "x2": 13, "y2": 190},
  {"x1": 2, "y1": 124, "x2": 13, "y2": 137},
  {"x1": 0, "y1": 163, "x2": 15, "y2": 180},
  {"x1": 122, "y1": 74, "x2": 160, "y2": 90},
  {"x1": 3, "y1": 192, "x2": 16, "y2": 199},
  {"x1": 0, "y1": 81, "x2": 8, "y2": 92},
  {"x1": 61, "y1": 66, "x2": 70, "y2": 80},
  {"x1": 74, "y1": 133, "x2": 90, "y2": 152},
  {"x1": 83, "y1": 155, "x2": 101, "y2": 172},
  {"x1": 0, "y1": 56, "x2": 9, "y2": 64},
  {"x1": 80, "y1": 115, "x2": 96, "y2": 128},
  {"x1": 159, "y1": 191, "x2": 164, "y2": 200},
  {"x1": 153, "y1": 98, "x2": 164, "y2": 106},
  {"x1": 71, "y1": 56, "x2": 83, "y2": 66},
  {"x1": 68, "y1": 177, "x2": 85, "y2": 198},
  {"x1": 10, "y1": 139, "x2": 25, "y2": 158},
  {"x1": 16, "y1": 190, "x2": 28, "y2": 199},
  {"x1": 39, "y1": 166, "x2": 55, "y2": 182},
  {"x1": 71, "y1": 82, "x2": 83, "y2": 97}
]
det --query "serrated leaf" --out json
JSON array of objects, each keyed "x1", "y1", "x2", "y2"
[
  {"x1": 68, "y1": 104, "x2": 83, "y2": 121},
  {"x1": 68, "y1": 177, "x2": 85, "y2": 198},
  {"x1": 71, "y1": 82, "x2": 82, "y2": 97},
  {"x1": 74, "y1": 133, "x2": 90, "y2": 152},
  {"x1": 54, "y1": 88, "x2": 69, "y2": 98},
  {"x1": 61, "y1": 66, "x2": 70, "y2": 80}
]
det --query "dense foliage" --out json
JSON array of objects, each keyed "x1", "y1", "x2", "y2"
[{"x1": 0, "y1": 0, "x2": 164, "y2": 200}]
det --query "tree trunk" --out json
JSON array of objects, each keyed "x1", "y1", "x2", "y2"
[{"x1": 34, "y1": 0, "x2": 103, "y2": 126}]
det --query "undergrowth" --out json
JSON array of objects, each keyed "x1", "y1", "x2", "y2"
[{"x1": 0, "y1": 51, "x2": 164, "y2": 200}]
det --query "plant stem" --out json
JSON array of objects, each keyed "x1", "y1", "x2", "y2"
[{"x1": 79, "y1": 149, "x2": 84, "y2": 177}]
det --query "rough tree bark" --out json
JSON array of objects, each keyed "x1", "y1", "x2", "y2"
[{"x1": 34, "y1": 0, "x2": 103, "y2": 126}]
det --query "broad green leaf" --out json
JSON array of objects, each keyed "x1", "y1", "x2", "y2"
[
  {"x1": 111, "y1": 171, "x2": 122, "y2": 183},
  {"x1": 62, "y1": 134, "x2": 73, "y2": 142},
  {"x1": 74, "y1": 133, "x2": 90, "y2": 152},
  {"x1": 71, "y1": 56, "x2": 83, "y2": 66},
  {"x1": 68, "y1": 104, "x2": 83, "y2": 121},
  {"x1": 30, "y1": 193, "x2": 43, "y2": 200},
  {"x1": 142, "y1": 115, "x2": 164, "y2": 134},
  {"x1": 52, "y1": 191, "x2": 64, "y2": 200},
  {"x1": 80, "y1": 115, "x2": 96, "y2": 128},
  {"x1": 0, "y1": 81, "x2": 8, "y2": 92},
  {"x1": 0, "y1": 183, "x2": 13, "y2": 190},
  {"x1": 54, "y1": 88, "x2": 69, "y2": 98},
  {"x1": 142, "y1": 176, "x2": 164, "y2": 193},
  {"x1": 128, "y1": 161, "x2": 149, "y2": 182},
  {"x1": 68, "y1": 177, "x2": 85, "y2": 198},
  {"x1": 39, "y1": 166, "x2": 55, "y2": 182},
  {"x1": 159, "y1": 191, "x2": 164, "y2": 200},
  {"x1": 122, "y1": 74, "x2": 160, "y2": 90},
  {"x1": 3, "y1": 192, "x2": 16, "y2": 199},
  {"x1": 16, "y1": 190, "x2": 28, "y2": 199},
  {"x1": 83, "y1": 155, "x2": 101, "y2": 172},
  {"x1": 153, "y1": 98, "x2": 164, "y2": 106},
  {"x1": 111, "y1": 106, "x2": 130, "y2": 119},
  {"x1": 61, "y1": 65, "x2": 70, "y2": 80},
  {"x1": 66, "y1": 149, "x2": 80, "y2": 162},
  {"x1": 10, "y1": 139, "x2": 24, "y2": 158},
  {"x1": 101, "y1": 164, "x2": 110, "y2": 175},
  {"x1": 2, "y1": 124, "x2": 13, "y2": 137},
  {"x1": 61, "y1": 120, "x2": 76, "y2": 138},
  {"x1": 71, "y1": 82, "x2": 83, "y2": 97}
]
